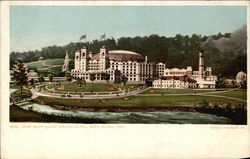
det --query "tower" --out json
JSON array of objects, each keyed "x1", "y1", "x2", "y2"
[
  {"x1": 99, "y1": 45, "x2": 109, "y2": 71},
  {"x1": 62, "y1": 51, "x2": 70, "y2": 72},
  {"x1": 74, "y1": 50, "x2": 81, "y2": 70},
  {"x1": 199, "y1": 50, "x2": 205, "y2": 79},
  {"x1": 80, "y1": 45, "x2": 89, "y2": 72}
]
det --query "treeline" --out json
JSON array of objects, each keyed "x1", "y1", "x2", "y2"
[{"x1": 10, "y1": 32, "x2": 246, "y2": 78}]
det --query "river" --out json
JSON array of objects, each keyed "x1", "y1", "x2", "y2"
[{"x1": 15, "y1": 102, "x2": 230, "y2": 124}]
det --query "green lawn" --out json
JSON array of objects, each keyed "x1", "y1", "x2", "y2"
[
  {"x1": 55, "y1": 83, "x2": 117, "y2": 92},
  {"x1": 140, "y1": 88, "x2": 217, "y2": 94},
  {"x1": 44, "y1": 58, "x2": 64, "y2": 65},
  {"x1": 26, "y1": 61, "x2": 47, "y2": 69},
  {"x1": 11, "y1": 89, "x2": 32, "y2": 98},
  {"x1": 113, "y1": 84, "x2": 144, "y2": 90},
  {"x1": 10, "y1": 84, "x2": 20, "y2": 89},
  {"x1": 214, "y1": 90, "x2": 247, "y2": 100},
  {"x1": 36, "y1": 95, "x2": 246, "y2": 108}
]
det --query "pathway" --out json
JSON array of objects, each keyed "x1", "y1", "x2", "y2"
[
  {"x1": 29, "y1": 83, "x2": 246, "y2": 102},
  {"x1": 137, "y1": 87, "x2": 246, "y2": 102},
  {"x1": 31, "y1": 84, "x2": 150, "y2": 100}
]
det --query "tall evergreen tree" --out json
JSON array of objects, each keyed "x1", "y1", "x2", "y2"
[{"x1": 12, "y1": 59, "x2": 29, "y2": 94}]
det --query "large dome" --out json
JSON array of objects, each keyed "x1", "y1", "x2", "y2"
[{"x1": 91, "y1": 50, "x2": 145, "y2": 62}]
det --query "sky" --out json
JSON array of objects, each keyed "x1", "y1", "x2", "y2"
[{"x1": 10, "y1": 6, "x2": 247, "y2": 52}]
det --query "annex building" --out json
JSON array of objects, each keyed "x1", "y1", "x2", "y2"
[{"x1": 151, "y1": 50, "x2": 217, "y2": 89}]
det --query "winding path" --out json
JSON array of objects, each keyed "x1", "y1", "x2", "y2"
[{"x1": 29, "y1": 83, "x2": 246, "y2": 103}]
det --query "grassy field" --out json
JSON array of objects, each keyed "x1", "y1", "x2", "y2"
[
  {"x1": 55, "y1": 83, "x2": 117, "y2": 92},
  {"x1": 214, "y1": 89, "x2": 247, "y2": 100},
  {"x1": 44, "y1": 58, "x2": 64, "y2": 65},
  {"x1": 141, "y1": 88, "x2": 220, "y2": 94},
  {"x1": 10, "y1": 84, "x2": 20, "y2": 89},
  {"x1": 26, "y1": 61, "x2": 46, "y2": 69},
  {"x1": 25, "y1": 58, "x2": 64, "y2": 70},
  {"x1": 10, "y1": 88, "x2": 32, "y2": 99},
  {"x1": 113, "y1": 84, "x2": 144, "y2": 90},
  {"x1": 36, "y1": 95, "x2": 246, "y2": 108},
  {"x1": 38, "y1": 66, "x2": 63, "y2": 76}
]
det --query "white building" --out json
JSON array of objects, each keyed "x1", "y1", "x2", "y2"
[
  {"x1": 236, "y1": 71, "x2": 247, "y2": 84},
  {"x1": 71, "y1": 45, "x2": 217, "y2": 88},
  {"x1": 151, "y1": 50, "x2": 217, "y2": 89},
  {"x1": 153, "y1": 75, "x2": 197, "y2": 89},
  {"x1": 71, "y1": 45, "x2": 163, "y2": 84}
]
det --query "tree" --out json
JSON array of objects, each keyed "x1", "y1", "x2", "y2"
[
  {"x1": 38, "y1": 75, "x2": 45, "y2": 84},
  {"x1": 77, "y1": 78, "x2": 83, "y2": 87},
  {"x1": 83, "y1": 78, "x2": 86, "y2": 85},
  {"x1": 103, "y1": 73, "x2": 110, "y2": 83},
  {"x1": 90, "y1": 73, "x2": 96, "y2": 84},
  {"x1": 66, "y1": 72, "x2": 72, "y2": 85},
  {"x1": 240, "y1": 80, "x2": 247, "y2": 89},
  {"x1": 231, "y1": 80, "x2": 237, "y2": 88},
  {"x1": 120, "y1": 75, "x2": 128, "y2": 86},
  {"x1": 29, "y1": 78, "x2": 35, "y2": 86},
  {"x1": 12, "y1": 59, "x2": 28, "y2": 94},
  {"x1": 48, "y1": 74, "x2": 54, "y2": 84},
  {"x1": 215, "y1": 75, "x2": 225, "y2": 88}
]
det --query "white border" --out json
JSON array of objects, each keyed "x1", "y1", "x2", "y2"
[{"x1": 1, "y1": 1, "x2": 249, "y2": 158}]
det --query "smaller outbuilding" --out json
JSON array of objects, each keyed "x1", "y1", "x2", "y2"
[
  {"x1": 152, "y1": 75, "x2": 197, "y2": 89},
  {"x1": 236, "y1": 71, "x2": 247, "y2": 84},
  {"x1": 39, "y1": 56, "x2": 44, "y2": 61}
]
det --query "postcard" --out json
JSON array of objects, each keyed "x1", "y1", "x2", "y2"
[{"x1": 1, "y1": 1, "x2": 249, "y2": 158}]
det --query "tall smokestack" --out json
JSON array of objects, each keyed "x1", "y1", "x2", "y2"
[{"x1": 199, "y1": 49, "x2": 205, "y2": 79}]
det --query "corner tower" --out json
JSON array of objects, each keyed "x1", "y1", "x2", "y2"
[
  {"x1": 99, "y1": 45, "x2": 109, "y2": 71},
  {"x1": 80, "y1": 45, "x2": 89, "y2": 72}
]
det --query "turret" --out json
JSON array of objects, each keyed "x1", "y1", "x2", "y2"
[
  {"x1": 62, "y1": 50, "x2": 70, "y2": 71},
  {"x1": 99, "y1": 45, "x2": 109, "y2": 71},
  {"x1": 199, "y1": 50, "x2": 205, "y2": 79},
  {"x1": 81, "y1": 45, "x2": 88, "y2": 59},
  {"x1": 81, "y1": 46, "x2": 89, "y2": 72},
  {"x1": 100, "y1": 45, "x2": 108, "y2": 59},
  {"x1": 206, "y1": 67, "x2": 212, "y2": 76},
  {"x1": 74, "y1": 50, "x2": 81, "y2": 70}
]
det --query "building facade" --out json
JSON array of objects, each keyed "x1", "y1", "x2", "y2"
[
  {"x1": 160, "y1": 50, "x2": 217, "y2": 88},
  {"x1": 152, "y1": 75, "x2": 197, "y2": 89},
  {"x1": 71, "y1": 45, "x2": 161, "y2": 84},
  {"x1": 71, "y1": 45, "x2": 217, "y2": 88}
]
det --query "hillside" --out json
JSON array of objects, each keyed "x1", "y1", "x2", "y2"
[{"x1": 26, "y1": 58, "x2": 65, "y2": 76}]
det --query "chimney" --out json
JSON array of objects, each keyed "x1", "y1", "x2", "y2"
[
  {"x1": 199, "y1": 49, "x2": 205, "y2": 79},
  {"x1": 145, "y1": 56, "x2": 148, "y2": 63}
]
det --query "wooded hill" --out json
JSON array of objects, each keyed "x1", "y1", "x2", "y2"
[{"x1": 10, "y1": 32, "x2": 246, "y2": 78}]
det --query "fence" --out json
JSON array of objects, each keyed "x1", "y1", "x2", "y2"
[{"x1": 35, "y1": 83, "x2": 148, "y2": 99}]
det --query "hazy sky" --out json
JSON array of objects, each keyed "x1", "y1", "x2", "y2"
[{"x1": 10, "y1": 6, "x2": 247, "y2": 52}]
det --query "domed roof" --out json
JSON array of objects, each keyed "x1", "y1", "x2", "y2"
[{"x1": 91, "y1": 50, "x2": 145, "y2": 62}]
